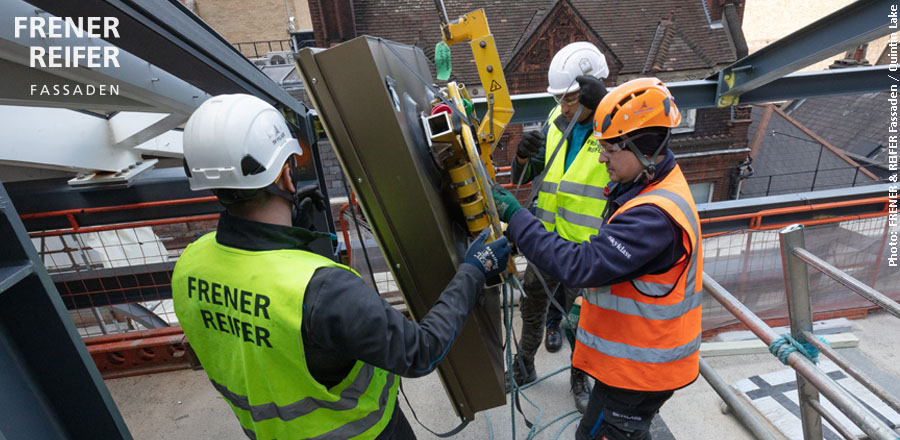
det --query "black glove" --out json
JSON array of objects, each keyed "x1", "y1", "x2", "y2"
[
  {"x1": 516, "y1": 130, "x2": 545, "y2": 160},
  {"x1": 575, "y1": 75, "x2": 608, "y2": 112},
  {"x1": 292, "y1": 184, "x2": 326, "y2": 229}
]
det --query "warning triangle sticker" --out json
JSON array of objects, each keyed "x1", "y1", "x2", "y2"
[{"x1": 489, "y1": 80, "x2": 503, "y2": 92}]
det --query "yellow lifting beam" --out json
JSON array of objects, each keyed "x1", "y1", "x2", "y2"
[{"x1": 440, "y1": 9, "x2": 514, "y2": 179}]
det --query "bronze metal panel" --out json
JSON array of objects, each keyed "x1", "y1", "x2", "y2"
[{"x1": 296, "y1": 37, "x2": 504, "y2": 420}]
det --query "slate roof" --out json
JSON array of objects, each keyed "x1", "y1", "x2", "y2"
[
  {"x1": 569, "y1": 0, "x2": 732, "y2": 73},
  {"x1": 786, "y1": 92, "x2": 892, "y2": 163},
  {"x1": 741, "y1": 105, "x2": 880, "y2": 199},
  {"x1": 346, "y1": 0, "x2": 736, "y2": 87}
]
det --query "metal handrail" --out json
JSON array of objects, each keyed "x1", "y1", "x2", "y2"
[
  {"x1": 703, "y1": 273, "x2": 898, "y2": 440},
  {"x1": 792, "y1": 247, "x2": 900, "y2": 319},
  {"x1": 801, "y1": 330, "x2": 900, "y2": 415},
  {"x1": 807, "y1": 399, "x2": 857, "y2": 440},
  {"x1": 698, "y1": 357, "x2": 779, "y2": 440},
  {"x1": 777, "y1": 223, "x2": 900, "y2": 439}
]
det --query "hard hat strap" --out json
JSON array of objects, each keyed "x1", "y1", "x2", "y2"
[
  {"x1": 551, "y1": 77, "x2": 579, "y2": 105},
  {"x1": 621, "y1": 129, "x2": 671, "y2": 183}
]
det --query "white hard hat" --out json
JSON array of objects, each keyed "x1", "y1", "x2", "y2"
[
  {"x1": 182, "y1": 94, "x2": 304, "y2": 191},
  {"x1": 546, "y1": 42, "x2": 609, "y2": 95}
]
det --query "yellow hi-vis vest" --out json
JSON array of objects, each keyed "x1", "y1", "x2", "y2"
[
  {"x1": 534, "y1": 106, "x2": 611, "y2": 242},
  {"x1": 173, "y1": 232, "x2": 398, "y2": 440}
]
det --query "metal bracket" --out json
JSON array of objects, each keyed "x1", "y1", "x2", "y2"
[
  {"x1": 68, "y1": 159, "x2": 159, "y2": 187},
  {"x1": 715, "y1": 68, "x2": 739, "y2": 107}
]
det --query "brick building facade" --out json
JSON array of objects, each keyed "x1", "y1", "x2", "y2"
[
  {"x1": 309, "y1": 0, "x2": 753, "y2": 202},
  {"x1": 186, "y1": 0, "x2": 755, "y2": 203},
  {"x1": 183, "y1": 0, "x2": 312, "y2": 45}
]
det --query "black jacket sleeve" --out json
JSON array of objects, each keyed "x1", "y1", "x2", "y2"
[
  {"x1": 510, "y1": 124, "x2": 550, "y2": 185},
  {"x1": 303, "y1": 263, "x2": 485, "y2": 378}
]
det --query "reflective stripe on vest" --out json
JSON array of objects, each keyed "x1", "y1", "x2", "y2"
[
  {"x1": 576, "y1": 327, "x2": 702, "y2": 364},
  {"x1": 583, "y1": 285, "x2": 703, "y2": 321},
  {"x1": 210, "y1": 363, "x2": 378, "y2": 422},
  {"x1": 628, "y1": 188, "x2": 700, "y2": 296},
  {"x1": 239, "y1": 373, "x2": 397, "y2": 440},
  {"x1": 557, "y1": 207, "x2": 604, "y2": 231},
  {"x1": 173, "y1": 233, "x2": 398, "y2": 440},
  {"x1": 541, "y1": 180, "x2": 558, "y2": 195},
  {"x1": 535, "y1": 207, "x2": 556, "y2": 224},
  {"x1": 535, "y1": 106, "x2": 610, "y2": 241},
  {"x1": 573, "y1": 164, "x2": 702, "y2": 392},
  {"x1": 308, "y1": 374, "x2": 395, "y2": 440},
  {"x1": 558, "y1": 181, "x2": 606, "y2": 200}
]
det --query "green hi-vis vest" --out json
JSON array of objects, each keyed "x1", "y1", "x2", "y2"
[
  {"x1": 534, "y1": 106, "x2": 611, "y2": 243},
  {"x1": 172, "y1": 232, "x2": 398, "y2": 440}
]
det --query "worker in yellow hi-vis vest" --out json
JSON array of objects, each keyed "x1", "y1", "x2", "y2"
[
  {"x1": 508, "y1": 41, "x2": 611, "y2": 413},
  {"x1": 172, "y1": 94, "x2": 509, "y2": 440}
]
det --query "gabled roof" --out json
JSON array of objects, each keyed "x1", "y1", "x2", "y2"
[
  {"x1": 503, "y1": 0, "x2": 622, "y2": 75},
  {"x1": 741, "y1": 104, "x2": 879, "y2": 198},
  {"x1": 786, "y1": 92, "x2": 892, "y2": 164},
  {"x1": 640, "y1": 18, "x2": 717, "y2": 73},
  {"x1": 342, "y1": 0, "x2": 736, "y2": 89}
]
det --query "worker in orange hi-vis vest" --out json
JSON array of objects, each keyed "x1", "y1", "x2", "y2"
[{"x1": 492, "y1": 78, "x2": 702, "y2": 440}]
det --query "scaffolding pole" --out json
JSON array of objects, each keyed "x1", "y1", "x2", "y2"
[{"x1": 702, "y1": 273, "x2": 897, "y2": 440}]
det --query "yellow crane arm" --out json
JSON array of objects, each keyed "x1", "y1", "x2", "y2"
[{"x1": 441, "y1": 9, "x2": 514, "y2": 179}]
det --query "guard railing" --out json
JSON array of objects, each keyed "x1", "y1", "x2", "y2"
[{"x1": 698, "y1": 223, "x2": 900, "y2": 440}]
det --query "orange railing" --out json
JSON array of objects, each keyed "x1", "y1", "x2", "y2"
[
  {"x1": 19, "y1": 197, "x2": 220, "y2": 237},
  {"x1": 699, "y1": 196, "x2": 890, "y2": 237}
]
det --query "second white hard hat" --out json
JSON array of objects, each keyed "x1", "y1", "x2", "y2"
[
  {"x1": 182, "y1": 94, "x2": 304, "y2": 191},
  {"x1": 547, "y1": 42, "x2": 609, "y2": 96}
]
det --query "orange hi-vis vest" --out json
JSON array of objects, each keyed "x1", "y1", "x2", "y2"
[{"x1": 572, "y1": 164, "x2": 703, "y2": 392}]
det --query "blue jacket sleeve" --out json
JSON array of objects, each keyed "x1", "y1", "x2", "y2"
[
  {"x1": 303, "y1": 263, "x2": 485, "y2": 378},
  {"x1": 505, "y1": 206, "x2": 684, "y2": 288}
]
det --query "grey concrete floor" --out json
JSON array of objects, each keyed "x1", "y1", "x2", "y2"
[{"x1": 105, "y1": 311, "x2": 900, "y2": 439}]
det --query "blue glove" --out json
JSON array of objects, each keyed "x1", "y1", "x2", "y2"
[
  {"x1": 464, "y1": 228, "x2": 510, "y2": 279},
  {"x1": 491, "y1": 185, "x2": 521, "y2": 223}
]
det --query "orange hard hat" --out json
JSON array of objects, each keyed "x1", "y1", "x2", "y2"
[{"x1": 592, "y1": 78, "x2": 681, "y2": 141}]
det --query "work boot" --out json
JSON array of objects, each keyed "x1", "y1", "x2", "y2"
[
  {"x1": 571, "y1": 368, "x2": 592, "y2": 414},
  {"x1": 545, "y1": 324, "x2": 562, "y2": 353},
  {"x1": 504, "y1": 355, "x2": 537, "y2": 393}
]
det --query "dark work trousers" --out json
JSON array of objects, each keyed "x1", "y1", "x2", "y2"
[
  {"x1": 575, "y1": 381, "x2": 674, "y2": 440},
  {"x1": 375, "y1": 403, "x2": 416, "y2": 439},
  {"x1": 518, "y1": 263, "x2": 581, "y2": 361}
]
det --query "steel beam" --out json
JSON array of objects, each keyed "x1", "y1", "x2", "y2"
[
  {"x1": 476, "y1": 66, "x2": 893, "y2": 124},
  {"x1": 0, "y1": 105, "x2": 142, "y2": 173},
  {"x1": 133, "y1": 129, "x2": 184, "y2": 158},
  {"x1": 0, "y1": 180, "x2": 134, "y2": 439},
  {"x1": 109, "y1": 112, "x2": 186, "y2": 150},
  {"x1": 714, "y1": 0, "x2": 895, "y2": 106}
]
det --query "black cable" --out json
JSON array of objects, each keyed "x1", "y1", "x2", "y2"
[
  {"x1": 399, "y1": 379, "x2": 470, "y2": 437},
  {"x1": 340, "y1": 176, "x2": 380, "y2": 292}
]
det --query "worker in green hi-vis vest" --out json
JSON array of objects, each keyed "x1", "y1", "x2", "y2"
[
  {"x1": 172, "y1": 94, "x2": 510, "y2": 440},
  {"x1": 507, "y1": 42, "x2": 611, "y2": 414}
]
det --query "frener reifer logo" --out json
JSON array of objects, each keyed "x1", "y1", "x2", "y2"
[{"x1": 13, "y1": 15, "x2": 122, "y2": 96}]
